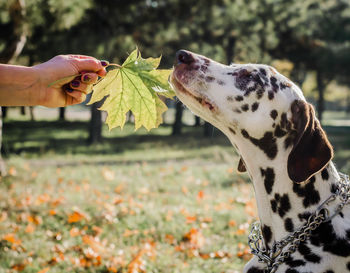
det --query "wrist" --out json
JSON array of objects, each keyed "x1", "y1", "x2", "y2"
[{"x1": 28, "y1": 66, "x2": 44, "y2": 106}]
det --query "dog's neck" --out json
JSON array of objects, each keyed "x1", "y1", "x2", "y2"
[{"x1": 226, "y1": 132, "x2": 341, "y2": 247}]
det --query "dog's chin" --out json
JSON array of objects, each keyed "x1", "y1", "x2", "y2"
[{"x1": 170, "y1": 73, "x2": 217, "y2": 113}]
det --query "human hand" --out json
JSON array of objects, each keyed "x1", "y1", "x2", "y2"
[{"x1": 32, "y1": 55, "x2": 107, "y2": 107}]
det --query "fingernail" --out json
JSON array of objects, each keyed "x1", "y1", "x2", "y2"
[
  {"x1": 100, "y1": 60, "x2": 109, "y2": 67},
  {"x1": 71, "y1": 80, "x2": 80, "y2": 88},
  {"x1": 65, "y1": 86, "x2": 74, "y2": 93},
  {"x1": 83, "y1": 74, "x2": 91, "y2": 83}
]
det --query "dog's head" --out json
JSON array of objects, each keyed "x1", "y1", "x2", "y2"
[{"x1": 170, "y1": 50, "x2": 333, "y2": 183}]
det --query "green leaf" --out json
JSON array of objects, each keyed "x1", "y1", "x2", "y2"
[{"x1": 88, "y1": 48, "x2": 175, "y2": 131}]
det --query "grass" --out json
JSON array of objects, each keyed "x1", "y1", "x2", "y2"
[{"x1": 0, "y1": 110, "x2": 349, "y2": 273}]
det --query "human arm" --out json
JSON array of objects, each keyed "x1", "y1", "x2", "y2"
[{"x1": 0, "y1": 55, "x2": 107, "y2": 107}]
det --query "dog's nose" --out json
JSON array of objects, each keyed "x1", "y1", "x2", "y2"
[{"x1": 176, "y1": 50, "x2": 195, "y2": 65}]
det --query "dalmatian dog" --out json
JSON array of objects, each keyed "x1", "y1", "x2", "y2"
[{"x1": 170, "y1": 50, "x2": 350, "y2": 273}]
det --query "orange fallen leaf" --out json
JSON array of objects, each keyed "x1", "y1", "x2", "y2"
[
  {"x1": 38, "y1": 267, "x2": 50, "y2": 273},
  {"x1": 11, "y1": 263, "x2": 26, "y2": 271},
  {"x1": 69, "y1": 227, "x2": 80, "y2": 237},
  {"x1": 49, "y1": 210, "x2": 57, "y2": 216},
  {"x1": 181, "y1": 186, "x2": 188, "y2": 195},
  {"x1": 36, "y1": 193, "x2": 51, "y2": 204},
  {"x1": 8, "y1": 166, "x2": 17, "y2": 176},
  {"x1": 27, "y1": 215, "x2": 42, "y2": 225},
  {"x1": 182, "y1": 228, "x2": 205, "y2": 249},
  {"x1": 197, "y1": 190, "x2": 205, "y2": 200},
  {"x1": 228, "y1": 220, "x2": 237, "y2": 227},
  {"x1": 114, "y1": 184, "x2": 124, "y2": 194},
  {"x1": 25, "y1": 224, "x2": 35, "y2": 233},
  {"x1": 3, "y1": 233, "x2": 22, "y2": 245},
  {"x1": 186, "y1": 215, "x2": 197, "y2": 224}
]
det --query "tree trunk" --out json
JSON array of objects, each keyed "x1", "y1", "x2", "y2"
[
  {"x1": 226, "y1": 36, "x2": 236, "y2": 64},
  {"x1": 0, "y1": 0, "x2": 27, "y2": 176},
  {"x1": 2, "y1": 107, "x2": 8, "y2": 119},
  {"x1": 29, "y1": 107, "x2": 34, "y2": 121},
  {"x1": 194, "y1": 116, "x2": 201, "y2": 126},
  {"x1": 203, "y1": 122, "x2": 214, "y2": 137},
  {"x1": 172, "y1": 101, "x2": 183, "y2": 135},
  {"x1": 88, "y1": 102, "x2": 103, "y2": 144},
  {"x1": 290, "y1": 63, "x2": 307, "y2": 87},
  {"x1": 20, "y1": 106, "x2": 25, "y2": 115},
  {"x1": 0, "y1": 108, "x2": 6, "y2": 176},
  {"x1": 0, "y1": 0, "x2": 27, "y2": 63},
  {"x1": 316, "y1": 70, "x2": 326, "y2": 123},
  {"x1": 59, "y1": 107, "x2": 65, "y2": 120}
]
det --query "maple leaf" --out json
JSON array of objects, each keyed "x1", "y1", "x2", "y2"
[{"x1": 88, "y1": 48, "x2": 175, "y2": 131}]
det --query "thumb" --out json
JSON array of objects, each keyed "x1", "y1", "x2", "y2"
[{"x1": 72, "y1": 58, "x2": 104, "y2": 73}]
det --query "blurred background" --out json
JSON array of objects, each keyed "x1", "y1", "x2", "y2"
[{"x1": 0, "y1": 0, "x2": 349, "y2": 272}]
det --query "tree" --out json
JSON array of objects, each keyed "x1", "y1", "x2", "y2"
[
  {"x1": 0, "y1": 0, "x2": 27, "y2": 176},
  {"x1": 266, "y1": 0, "x2": 350, "y2": 121}
]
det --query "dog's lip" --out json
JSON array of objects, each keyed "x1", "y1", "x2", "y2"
[{"x1": 170, "y1": 71, "x2": 217, "y2": 112}]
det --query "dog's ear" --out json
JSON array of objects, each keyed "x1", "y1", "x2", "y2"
[
  {"x1": 237, "y1": 157, "x2": 247, "y2": 173},
  {"x1": 287, "y1": 100, "x2": 333, "y2": 183}
]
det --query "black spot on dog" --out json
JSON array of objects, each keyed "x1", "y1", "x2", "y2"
[
  {"x1": 235, "y1": 95, "x2": 244, "y2": 102},
  {"x1": 205, "y1": 76, "x2": 215, "y2": 82},
  {"x1": 274, "y1": 125, "x2": 287, "y2": 138},
  {"x1": 247, "y1": 267, "x2": 265, "y2": 273},
  {"x1": 241, "y1": 104, "x2": 249, "y2": 112},
  {"x1": 260, "y1": 167, "x2": 275, "y2": 194},
  {"x1": 321, "y1": 168, "x2": 329, "y2": 180},
  {"x1": 271, "y1": 199, "x2": 277, "y2": 213},
  {"x1": 285, "y1": 269, "x2": 299, "y2": 273},
  {"x1": 298, "y1": 242, "x2": 321, "y2": 263},
  {"x1": 298, "y1": 212, "x2": 312, "y2": 222},
  {"x1": 241, "y1": 130, "x2": 278, "y2": 159},
  {"x1": 330, "y1": 183, "x2": 338, "y2": 194},
  {"x1": 270, "y1": 193, "x2": 291, "y2": 217},
  {"x1": 347, "y1": 262, "x2": 350, "y2": 270},
  {"x1": 293, "y1": 177, "x2": 320, "y2": 208},
  {"x1": 227, "y1": 96, "x2": 234, "y2": 102},
  {"x1": 310, "y1": 221, "x2": 350, "y2": 257},
  {"x1": 244, "y1": 85, "x2": 256, "y2": 97},
  {"x1": 217, "y1": 79, "x2": 225, "y2": 85},
  {"x1": 259, "y1": 68, "x2": 267, "y2": 76},
  {"x1": 262, "y1": 224, "x2": 272, "y2": 244},
  {"x1": 233, "y1": 108, "x2": 242, "y2": 114},
  {"x1": 280, "y1": 113, "x2": 288, "y2": 128},
  {"x1": 268, "y1": 91, "x2": 274, "y2": 100},
  {"x1": 229, "y1": 127, "x2": 236, "y2": 135},
  {"x1": 256, "y1": 88, "x2": 264, "y2": 99},
  {"x1": 234, "y1": 69, "x2": 252, "y2": 91},
  {"x1": 323, "y1": 271, "x2": 334, "y2": 273},
  {"x1": 280, "y1": 82, "x2": 290, "y2": 90},
  {"x1": 270, "y1": 110, "x2": 278, "y2": 120},
  {"x1": 285, "y1": 257, "x2": 306, "y2": 267},
  {"x1": 284, "y1": 217, "x2": 294, "y2": 232},
  {"x1": 200, "y1": 65, "x2": 208, "y2": 72},
  {"x1": 251, "y1": 102, "x2": 259, "y2": 112},
  {"x1": 270, "y1": 76, "x2": 279, "y2": 93}
]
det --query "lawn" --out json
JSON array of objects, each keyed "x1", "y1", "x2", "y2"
[{"x1": 0, "y1": 110, "x2": 349, "y2": 273}]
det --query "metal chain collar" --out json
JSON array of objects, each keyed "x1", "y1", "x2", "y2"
[{"x1": 248, "y1": 172, "x2": 350, "y2": 273}]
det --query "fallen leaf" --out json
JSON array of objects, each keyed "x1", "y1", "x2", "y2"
[
  {"x1": 69, "y1": 227, "x2": 80, "y2": 237},
  {"x1": 25, "y1": 224, "x2": 35, "y2": 233},
  {"x1": 38, "y1": 267, "x2": 50, "y2": 273},
  {"x1": 102, "y1": 168, "x2": 115, "y2": 181}
]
